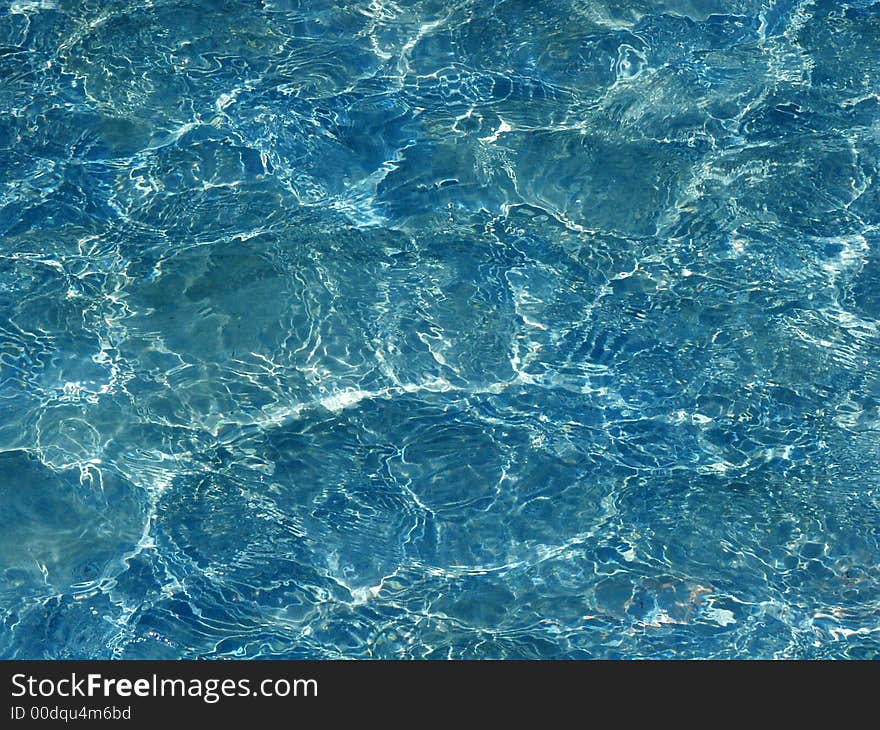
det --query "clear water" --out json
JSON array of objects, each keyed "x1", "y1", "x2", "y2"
[{"x1": 1, "y1": 0, "x2": 879, "y2": 660}]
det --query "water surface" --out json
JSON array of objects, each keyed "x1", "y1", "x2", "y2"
[{"x1": 1, "y1": 0, "x2": 879, "y2": 658}]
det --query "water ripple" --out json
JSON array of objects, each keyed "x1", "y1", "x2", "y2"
[{"x1": 1, "y1": 0, "x2": 879, "y2": 659}]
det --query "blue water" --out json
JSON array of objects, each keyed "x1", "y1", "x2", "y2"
[{"x1": 1, "y1": 0, "x2": 879, "y2": 660}]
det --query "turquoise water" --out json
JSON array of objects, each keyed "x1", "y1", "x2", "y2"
[{"x1": 1, "y1": 0, "x2": 879, "y2": 659}]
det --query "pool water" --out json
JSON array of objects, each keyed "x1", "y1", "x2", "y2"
[{"x1": 1, "y1": 0, "x2": 879, "y2": 659}]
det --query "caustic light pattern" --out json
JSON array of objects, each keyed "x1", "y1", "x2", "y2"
[{"x1": 1, "y1": 0, "x2": 879, "y2": 659}]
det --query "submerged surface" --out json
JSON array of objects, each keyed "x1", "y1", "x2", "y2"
[{"x1": 1, "y1": 0, "x2": 879, "y2": 659}]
